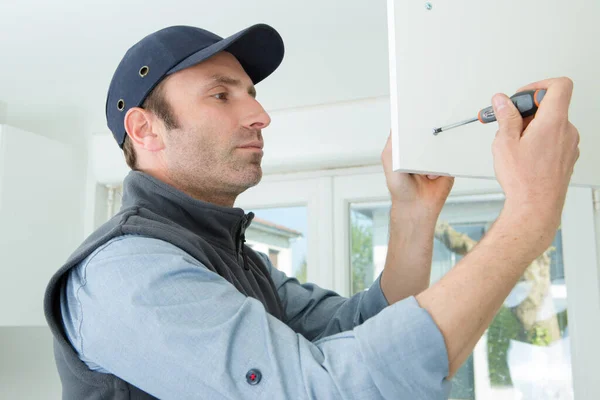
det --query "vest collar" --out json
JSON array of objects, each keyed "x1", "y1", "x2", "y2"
[{"x1": 120, "y1": 171, "x2": 254, "y2": 250}]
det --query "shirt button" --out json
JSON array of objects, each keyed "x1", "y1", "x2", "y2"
[{"x1": 246, "y1": 369, "x2": 262, "y2": 385}]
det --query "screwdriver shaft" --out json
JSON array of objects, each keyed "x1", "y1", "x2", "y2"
[
  {"x1": 432, "y1": 89, "x2": 546, "y2": 136},
  {"x1": 433, "y1": 117, "x2": 478, "y2": 135}
]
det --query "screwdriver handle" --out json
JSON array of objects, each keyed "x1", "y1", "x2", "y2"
[{"x1": 477, "y1": 89, "x2": 547, "y2": 124}]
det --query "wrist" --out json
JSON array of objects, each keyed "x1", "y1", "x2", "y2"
[
  {"x1": 493, "y1": 204, "x2": 558, "y2": 260},
  {"x1": 390, "y1": 199, "x2": 440, "y2": 225},
  {"x1": 389, "y1": 202, "x2": 437, "y2": 246},
  {"x1": 502, "y1": 198, "x2": 561, "y2": 234}
]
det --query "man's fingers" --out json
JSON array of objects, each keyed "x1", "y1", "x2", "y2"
[
  {"x1": 516, "y1": 76, "x2": 572, "y2": 94},
  {"x1": 522, "y1": 115, "x2": 535, "y2": 132},
  {"x1": 516, "y1": 77, "x2": 574, "y2": 120},
  {"x1": 381, "y1": 131, "x2": 393, "y2": 172},
  {"x1": 492, "y1": 93, "x2": 523, "y2": 141},
  {"x1": 382, "y1": 132, "x2": 391, "y2": 155},
  {"x1": 515, "y1": 78, "x2": 554, "y2": 93}
]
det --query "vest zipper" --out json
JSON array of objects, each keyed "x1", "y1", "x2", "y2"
[
  {"x1": 238, "y1": 214, "x2": 250, "y2": 271},
  {"x1": 241, "y1": 233, "x2": 250, "y2": 271}
]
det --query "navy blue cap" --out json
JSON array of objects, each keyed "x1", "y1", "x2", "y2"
[{"x1": 106, "y1": 24, "x2": 284, "y2": 148}]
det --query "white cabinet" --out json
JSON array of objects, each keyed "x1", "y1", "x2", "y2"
[
  {"x1": 0, "y1": 125, "x2": 82, "y2": 326},
  {"x1": 388, "y1": 0, "x2": 600, "y2": 187}
]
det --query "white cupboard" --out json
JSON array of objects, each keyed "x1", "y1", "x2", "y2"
[{"x1": 388, "y1": 0, "x2": 600, "y2": 187}]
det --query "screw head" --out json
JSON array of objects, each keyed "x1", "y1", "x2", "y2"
[{"x1": 425, "y1": 2, "x2": 433, "y2": 10}]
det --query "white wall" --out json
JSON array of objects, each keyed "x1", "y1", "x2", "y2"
[
  {"x1": 0, "y1": 125, "x2": 84, "y2": 398},
  {"x1": 0, "y1": 125, "x2": 83, "y2": 326},
  {"x1": 595, "y1": 190, "x2": 600, "y2": 275}
]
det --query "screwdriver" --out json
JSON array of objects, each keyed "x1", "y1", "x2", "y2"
[{"x1": 432, "y1": 89, "x2": 547, "y2": 135}]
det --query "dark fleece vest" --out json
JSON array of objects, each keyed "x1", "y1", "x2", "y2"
[{"x1": 43, "y1": 171, "x2": 285, "y2": 399}]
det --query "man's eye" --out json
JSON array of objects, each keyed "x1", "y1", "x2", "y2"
[{"x1": 213, "y1": 93, "x2": 229, "y2": 101}]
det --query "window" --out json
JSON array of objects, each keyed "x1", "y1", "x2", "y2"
[
  {"x1": 268, "y1": 249, "x2": 280, "y2": 268},
  {"x1": 245, "y1": 206, "x2": 308, "y2": 283},
  {"x1": 235, "y1": 175, "x2": 333, "y2": 287},
  {"x1": 349, "y1": 198, "x2": 572, "y2": 399}
]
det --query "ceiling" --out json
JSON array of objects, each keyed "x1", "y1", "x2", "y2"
[{"x1": 0, "y1": 0, "x2": 390, "y2": 143}]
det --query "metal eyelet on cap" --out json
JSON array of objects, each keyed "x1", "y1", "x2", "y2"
[
  {"x1": 117, "y1": 99, "x2": 125, "y2": 111},
  {"x1": 139, "y1": 66, "x2": 150, "y2": 77}
]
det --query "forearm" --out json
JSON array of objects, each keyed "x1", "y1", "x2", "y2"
[
  {"x1": 415, "y1": 207, "x2": 552, "y2": 378},
  {"x1": 380, "y1": 202, "x2": 437, "y2": 304}
]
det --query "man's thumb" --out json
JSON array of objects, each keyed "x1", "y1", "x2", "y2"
[{"x1": 492, "y1": 93, "x2": 523, "y2": 139}]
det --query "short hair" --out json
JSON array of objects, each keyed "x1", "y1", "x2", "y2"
[{"x1": 122, "y1": 78, "x2": 179, "y2": 170}]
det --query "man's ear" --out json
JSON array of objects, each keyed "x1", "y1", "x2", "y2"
[{"x1": 124, "y1": 107, "x2": 165, "y2": 152}]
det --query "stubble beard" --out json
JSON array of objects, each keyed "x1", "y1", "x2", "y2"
[
  {"x1": 226, "y1": 149, "x2": 263, "y2": 190},
  {"x1": 168, "y1": 127, "x2": 264, "y2": 202}
]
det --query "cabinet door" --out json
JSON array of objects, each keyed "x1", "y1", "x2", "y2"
[{"x1": 387, "y1": 0, "x2": 600, "y2": 187}]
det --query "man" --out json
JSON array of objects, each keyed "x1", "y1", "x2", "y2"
[{"x1": 44, "y1": 23, "x2": 579, "y2": 399}]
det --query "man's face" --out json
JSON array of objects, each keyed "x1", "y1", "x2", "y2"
[{"x1": 158, "y1": 51, "x2": 271, "y2": 199}]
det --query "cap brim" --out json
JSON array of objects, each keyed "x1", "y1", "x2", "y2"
[{"x1": 167, "y1": 23, "x2": 284, "y2": 84}]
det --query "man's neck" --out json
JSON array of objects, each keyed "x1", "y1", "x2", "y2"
[{"x1": 139, "y1": 167, "x2": 237, "y2": 208}]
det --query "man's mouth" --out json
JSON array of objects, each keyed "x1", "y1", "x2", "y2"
[{"x1": 238, "y1": 141, "x2": 264, "y2": 150}]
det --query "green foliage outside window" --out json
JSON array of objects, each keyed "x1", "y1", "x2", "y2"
[{"x1": 350, "y1": 211, "x2": 374, "y2": 294}]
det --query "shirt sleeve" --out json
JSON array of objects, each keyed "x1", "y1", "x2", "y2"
[
  {"x1": 258, "y1": 251, "x2": 390, "y2": 341},
  {"x1": 61, "y1": 235, "x2": 451, "y2": 400}
]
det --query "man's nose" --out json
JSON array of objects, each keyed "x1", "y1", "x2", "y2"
[{"x1": 242, "y1": 98, "x2": 271, "y2": 131}]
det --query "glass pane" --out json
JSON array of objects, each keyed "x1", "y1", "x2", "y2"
[
  {"x1": 349, "y1": 200, "x2": 572, "y2": 400},
  {"x1": 245, "y1": 206, "x2": 308, "y2": 284}
]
